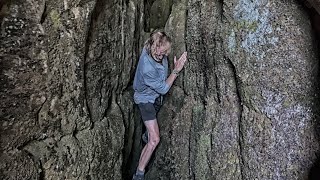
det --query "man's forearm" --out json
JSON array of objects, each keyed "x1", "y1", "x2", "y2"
[
  {"x1": 165, "y1": 51, "x2": 187, "y2": 88},
  {"x1": 165, "y1": 72, "x2": 178, "y2": 88}
]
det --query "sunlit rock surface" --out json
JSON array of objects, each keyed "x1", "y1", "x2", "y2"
[{"x1": 0, "y1": 0, "x2": 319, "y2": 179}]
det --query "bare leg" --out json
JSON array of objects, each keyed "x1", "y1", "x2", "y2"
[{"x1": 137, "y1": 119, "x2": 160, "y2": 171}]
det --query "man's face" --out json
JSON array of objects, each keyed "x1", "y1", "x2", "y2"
[{"x1": 153, "y1": 42, "x2": 171, "y2": 61}]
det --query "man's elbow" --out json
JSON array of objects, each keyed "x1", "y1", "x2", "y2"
[
  {"x1": 156, "y1": 84, "x2": 170, "y2": 95},
  {"x1": 158, "y1": 90, "x2": 168, "y2": 95}
]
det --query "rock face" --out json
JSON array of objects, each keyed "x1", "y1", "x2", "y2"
[
  {"x1": 0, "y1": 0, "x2": 139, "y2": 179},
  {"x1": 0, "y1": 0, "x2": 319, "y2": 180}
]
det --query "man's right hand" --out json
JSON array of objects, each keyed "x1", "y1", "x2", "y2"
[{"x1": 174, "y1": 52, "x2": 188, "y2": 72}]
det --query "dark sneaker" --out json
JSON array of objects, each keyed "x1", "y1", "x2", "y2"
[
  {"x1": 132, "y1": 173, "x2": 144, "y2": 180},
  {"x1": 142, "y1": 132, "x2": 148, "y2": 143}
]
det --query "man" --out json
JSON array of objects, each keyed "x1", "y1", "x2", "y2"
[{"x1": 132, "y1": 31, "x2": 187, "y2": 180}]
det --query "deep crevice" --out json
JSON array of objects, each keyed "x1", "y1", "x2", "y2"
[
  {"x1": 197, "y1": 0, "x2": 208, "y2": 107},
  {"x1": 126, "y1": 3, "x2": 142, "y2": 92},
  {"x1": 16, "y1": 139, "x2": 34, "y2": 151},
  {"x1": 40, "y1": 1, "x2": 47, "y2": 24},
  {"x1": 116, "y1": 94, "x2": 129, "y2": 179},
  {"x1": 143, "y1": 0, "x2": 173, "y2": 32},
  {"x1": 225, "y1": 56, "x2": 245, "y2": 180},
  {"x1": 122, "y1": 1, "x2": 145, "y2": 178},
  {"x1": 0, "y1": 0, "x2": 12, "y2": 24},
  {"x1": 36, "y1": 97, "x2": 47, "y2": 128},
  {"x1": 143, "y1": 0, "x2": 156, "y2": 32},
  {"x1": 217, "y1": 0, "x2": 224, "y2": 21},
  {"x1": 39, "y1": 160, "x2": 45, "y2": 180},
  {"x1": 214, "y1": 0, "x2": 224, "y2": 105},
  {"x1": 189, "y1": 115, "x2": 195, "y2": 180},
  {"x1": 103, "y1": 93, "x2": 113, "y2": 120}
]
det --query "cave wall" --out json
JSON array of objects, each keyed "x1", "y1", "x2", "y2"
[
  {"x1": 0, "y1": 0, "x2": 319, "y2": 179},
  {"x1": 0, "y1": 0, "x2": 140, "y2": 179}
]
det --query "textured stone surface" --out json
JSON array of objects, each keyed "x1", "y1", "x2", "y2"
[
  {"x1": 224, "y1": 1, "x2": 319, "y2": 179},
  {"x1": 0, "y1": 0, "x2": 319, "y2": 179},
  {"x1": 146, "y1": 0, "x2": 320, "y2": 179},
  {"x1": 1, "y1": 0, "x2": 140, "y2": 179}
]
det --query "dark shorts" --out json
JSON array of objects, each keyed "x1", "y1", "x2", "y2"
[{"x1": 137, "y1": 97, "x2": 162, "y2": 121}]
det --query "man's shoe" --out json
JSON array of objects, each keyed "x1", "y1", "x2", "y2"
[
  {"x1": 142, "y1": 132, "x2": 148, "y2": 143},
  {"x1": 132, "y1": 173, "x2": 144, "y2": 180}
]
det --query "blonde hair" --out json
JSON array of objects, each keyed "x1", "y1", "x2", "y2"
[{"x1": 144, "y1": 30, "x2": 171, "y2": 55}]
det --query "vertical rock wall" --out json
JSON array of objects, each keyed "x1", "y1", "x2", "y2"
[
  {"x1": 224, "y1": 1, "x2": 319, "y2": 179},
  {"x1": 0, "y1": 0, "x2": 141, "y2": 179},
  {"x1": 146, "y1": 0, "x2": 320, "y2": 179}
]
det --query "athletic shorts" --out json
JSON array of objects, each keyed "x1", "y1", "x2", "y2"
[{"x1": 137, "y1": 97, "x2": 162, "y2": 121}]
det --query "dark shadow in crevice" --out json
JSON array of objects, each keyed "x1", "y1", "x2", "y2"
[
  {"x1": 123, "y1": 105, "x2": 144, "y2": 180},
  {"x1": 0, "y1": 0, "x2": 11, "y2": 24},
  {"x1": 143, "y1": 0, "x2": 173, "y2": 32},
  {"x1": 299, "y1": 1, "x2": 320, "y2": 179},
  {"x1": 143, "y1": 0, "x2": 157, "y2": 32},
  {"x1": 40, "y1": 1, "x2": 47, "y2": 24}
]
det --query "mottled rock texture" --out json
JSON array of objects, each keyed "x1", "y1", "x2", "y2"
[
  {"x1": 0, "y1": 0, "x2": 139, "y2": 179},
  {"x1": 0, "y1": 0, "x2": 319, "y2": 180}
]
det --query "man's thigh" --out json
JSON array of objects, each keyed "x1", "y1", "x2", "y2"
[{"x1": 144, "y1": 120, "x2": 159, "y2": 136}]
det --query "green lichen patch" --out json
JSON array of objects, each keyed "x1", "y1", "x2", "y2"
[
  {"x1": 234, "y1": 20, "x2": 258, "y2": 32},
  {"x1": 50, "y1": 10, "x2": 61, "y2": 29}
]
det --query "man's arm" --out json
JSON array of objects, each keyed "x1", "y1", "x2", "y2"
[
  {"x1": 143, "y1": 52, "x2": 187, "y2": 94},
  {"x1": 165, "y1": 71, "x2": 178, "y2": 87},
  {"x1": 143, "y1": 68, "x2": 170, "y2": 95}
]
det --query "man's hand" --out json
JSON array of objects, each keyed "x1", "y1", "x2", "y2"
[
  {"x1": 165, "y1": 51, "x2": 187, "y2": 87},
  {"x1": 174, "y1": 52, "x2": 187, "y2": 72}
]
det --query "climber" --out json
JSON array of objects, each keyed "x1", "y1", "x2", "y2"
[{"x1": 132, "y1": 30, "x2": 187, "y2": 180}]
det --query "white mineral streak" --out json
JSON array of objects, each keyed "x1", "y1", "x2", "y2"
[{"x1": 233, "y1": 0, "x2": 279, "y2": 60}]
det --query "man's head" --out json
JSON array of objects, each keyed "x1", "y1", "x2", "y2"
[{"x1": 145, "y1": 31, "x2": 171, "y2": 61}]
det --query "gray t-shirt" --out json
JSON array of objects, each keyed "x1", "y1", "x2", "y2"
[{"x1": 133, "y1": 48, "x2": 169, "y2": 104}]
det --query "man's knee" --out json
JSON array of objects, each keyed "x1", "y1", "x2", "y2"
[{"x1": 148, "y1": 136, "x2": 160, "y2": 148}]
